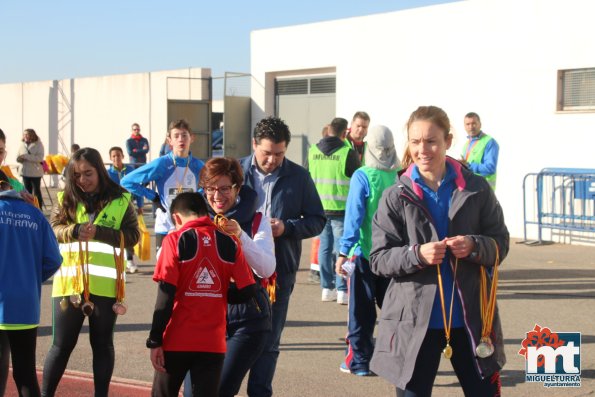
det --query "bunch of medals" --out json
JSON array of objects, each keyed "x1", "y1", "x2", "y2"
[
  {"x1": 476, "y1": 239, "x2": 500, "y2": 359},
  {"x1": 59, "y1": 240, "x2": 93, "y2": 315},
  {"x1": 59, "y1": 229, "x2": 128, "y2": 316}
]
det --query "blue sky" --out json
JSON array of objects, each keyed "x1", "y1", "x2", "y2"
[{"x1": 0, "y1": 0, "x2": 453, "y2": 84}]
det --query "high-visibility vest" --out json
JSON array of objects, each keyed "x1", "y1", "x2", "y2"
[
  {"x1": 308, "y1": 144, "x2": 351, "y2": 211},
  {"x1": 352, "y1": 167, "x2": 397, "y2": 259},
  {"x1": 462, "y1": 133, "x2": 497, "y2": 189},
  {"x1": 52, "y1": 192, "x2": 131, "y2": 298}
]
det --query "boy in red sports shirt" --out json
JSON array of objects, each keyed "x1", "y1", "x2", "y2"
[{"x1": 147, "y1": 192, "x2": 256, "y2": 397}]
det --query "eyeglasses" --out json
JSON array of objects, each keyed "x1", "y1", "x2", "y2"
[
  {"x1": 204, "y1": 184, "x2": 236, "y2": 195},
  {"x1": 132, "y1": 128, "x2": 140, "y2": 131}
]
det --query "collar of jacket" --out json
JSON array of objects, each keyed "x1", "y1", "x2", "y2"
[{"x1": 402, "y1": 156, "x2": 466, "y2": 200}]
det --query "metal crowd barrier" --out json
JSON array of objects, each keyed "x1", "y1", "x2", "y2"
[{"x1": 521, "y1": 168, "x2": 595, "y2": 245}]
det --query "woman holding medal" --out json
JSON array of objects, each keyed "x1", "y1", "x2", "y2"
[
  {"x1": 42, "y1": 148, "x2": 139, "y2": 397},
  {"x1": 369, "y1": 106, "x2": 509, "y2": 397}
]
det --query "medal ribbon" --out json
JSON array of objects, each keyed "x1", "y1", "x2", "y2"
[
  {"x1": 437, "y1": 256, "x2": 458, "y2": 347},
  {"x1": 172, "y1": 154, "x2": 191, "y2": 194},
  {"x1": 79, "y1": 240, "x2": 91, "y2": 303},
  {"x1": 113, "y1": 231, "x2": 126, "y2": 303},
  {"x1": 479, "y1": 239, "x2": 499, "y2": 339},
  {"x1": 213, "y1": 213, "x2": 242, "y2": 241}
]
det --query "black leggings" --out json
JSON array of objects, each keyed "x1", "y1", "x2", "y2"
[
  {"x1": 42, "y1": 295, "x2": 117, "y2": 397},
  {"x1": 23, "y1": 177, "x2": 43, "y2": 209},
  {"x1": 152, "y1": 351, "x2": 224, "y2": 397},
  {"x1": 0, "y1": 328, "x2": 40, "y2": 397},
  {"x1": 396, "y1": 328, "x2": 501, "y2": 397}
]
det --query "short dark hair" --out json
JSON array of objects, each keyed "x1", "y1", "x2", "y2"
[
  {"x1": 329, "y1": 118, "x2": 348, "y2": 137},
  {"x1": 352, "y1": 111, "x2": 370, "y2": 122},
  {"x1": 253, "y1": 116, "x2": 291, "y2": 145},
  {"x1": 465, "y1": 112, "x2": 481, "y2": 122},
  {"x1": 168, "y1": 119, "x2": 191, "y2": 136},
  {"x1": 170, "y1": 192, "x2": 208, "y2": 222},
  {"x1": 109, "y1": 146, "x2": 124, "y2": 156}
]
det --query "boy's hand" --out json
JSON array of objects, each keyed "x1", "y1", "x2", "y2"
[{"x1": 150, "y1": 347, "x2": 166, "y2": 372}]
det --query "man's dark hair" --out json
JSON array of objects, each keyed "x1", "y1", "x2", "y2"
[
  {"x1": 328, "y1": 118, "x2": 348, "y2": 137},
  {"x1": 253, "y1": 116, "x2": 291, "y2": 145},
  {"x1": 170, "y1": 192, "x2": 208, "y2": 222},
  {"x1": 352, "y1": 111, "x2": 370, "y2": 122},
  {"x1": 465, "y1": 112, "x2": 481, "y2": 121}
]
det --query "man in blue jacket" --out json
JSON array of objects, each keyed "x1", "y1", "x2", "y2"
[
  {"x1": 0, "y1": 169, "x2": 62, "y2": 396},
  {"x1": 126, "y1": 123, "x2": 150, "y2": 165},
  {"x1": 240, "y1": 116, "x2": 326, "y2": 397}
]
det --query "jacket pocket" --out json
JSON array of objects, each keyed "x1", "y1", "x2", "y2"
[{"x1": 376, "y1": 318, "x2": 413, "y2": 361}]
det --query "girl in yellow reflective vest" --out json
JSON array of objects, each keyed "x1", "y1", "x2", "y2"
[{"x1": 42, "y1": 147, "x2": 139, "y2": 397}]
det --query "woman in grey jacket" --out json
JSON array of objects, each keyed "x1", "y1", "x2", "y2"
[
  {"x1": 17, "y1": 128, "x2": 45, "y2": 208},
  {"x1": 370, "y1": 106, "x2": 509, "y2": 397}
]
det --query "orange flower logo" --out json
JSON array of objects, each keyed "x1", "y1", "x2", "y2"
[{"x1": 519, "y1": 324, "x2": 566, "y2": 368}]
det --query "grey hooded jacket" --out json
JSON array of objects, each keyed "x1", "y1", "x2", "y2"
[{"x1": 369, "y1": 158, "x2": 509, "y2": 389}]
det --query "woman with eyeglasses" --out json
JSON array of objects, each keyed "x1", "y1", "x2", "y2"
[{"x1": 182, "y1": 157, "x2": 276, "y2": 397}]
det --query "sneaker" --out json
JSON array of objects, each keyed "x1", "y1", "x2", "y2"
[
  {"x1": 321, "y1": 288, "x2": 337, "y2": 302},
  {"x1": 126, "y1": 259, "x2": 138, "y2": 274},
  {"x1": 339, "y1": 362, "x2": 351, "y2": 373},
  {"x1": 308, "y1": 270, "x2": 320, "y2": 284},
  {"x1": 353, "y1": 369, "x2": 372, "y2": 376},
  {"x1": 340, "y1": 362, "x2": 372, "y2": 376},
  {"x1": 337, "y1": 290, "x2": 348, "y2": 305}
]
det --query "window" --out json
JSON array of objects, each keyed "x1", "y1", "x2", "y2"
[
  {"x1": 276, "y1": 76, "x2": 336, "y2": 96},
  {"x1": 558, "y1": 68, "x2": 595, "y2": 111}
]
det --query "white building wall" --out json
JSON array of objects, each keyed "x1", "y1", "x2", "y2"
[
  {"x1": 0, "y1": 67, "x2": 211, "y2": 167},
  {"x1": 251, "y1": 0, "x2": 595, "y2": 240}
]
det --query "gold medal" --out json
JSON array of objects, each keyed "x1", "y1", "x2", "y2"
[
  {"x1": 443, "y1": 343, "x2": 453, "y2": 359},
  {"x1": 81, "y1": 301, "x2": 94, "y2": 316},
  {"x1": 70, "y1": 294, "x2": 82, "y2": 308},
  {"x1": 112, "y1": 302, "x2": 127, "y2": 315},
  {"x1": 476, "y1": 337, "x2": 494, "y2": 358},
  {"x1": 60, "y1": 297, "x2": 69, "y2": 311}
]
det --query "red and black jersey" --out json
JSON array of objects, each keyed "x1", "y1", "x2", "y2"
[{"x1": 153, "y1": 216, "x2": 255, "y2": 353}]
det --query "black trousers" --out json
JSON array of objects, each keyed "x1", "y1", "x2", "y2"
[
  {"x1": 152, "y1": 351, "x2": 224, "y2": 397},
  {"x1": 0, "y1": 328, "x2": 40, "y2": 397},
  {"x1": 42, "y1": 295, "x2": 117, "y2": 397},
  {"x1": 396, "y1": 328, "x2": 501, "y2": 397},
  {"x1": 23, "y1": 176, "x2": 43, "y2": 208}
]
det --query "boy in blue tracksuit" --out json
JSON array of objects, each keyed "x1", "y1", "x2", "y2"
[
  {"x1": 121, "y1": 119, "x2": 204, "y2": 254},
  {"x1": 107, "y1": 146, "x2": 145, "y2": 273},
  {"x1": 335, "y1": 125, "x2": 401, "y2": 376},
  {"x1": 0, "y1": 169, "x2": 62, "y2": 396}
]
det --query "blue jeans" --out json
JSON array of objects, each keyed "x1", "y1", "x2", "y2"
[
  {"x1": 247, "y1": 272, "x2": 296, "y2": 397},
  {"x1": 318, "y1": 215, "x2": 347, "y2": 292}
]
